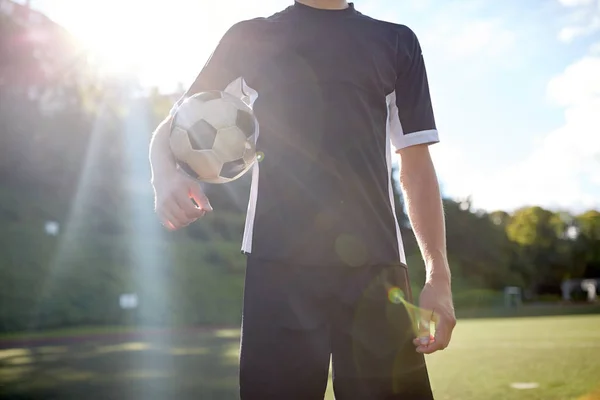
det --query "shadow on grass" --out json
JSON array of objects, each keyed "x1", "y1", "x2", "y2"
[{"x1": 0, "y1": 329, "x2": 242, "y2": 400}]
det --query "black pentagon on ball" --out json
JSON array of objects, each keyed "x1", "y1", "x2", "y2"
[
  {"x1": 220, "y1": 158, "x2": 247, "y2": 179},
  {"x1": 236, "y1": 109, "x2": 256, "y2": 138},
  {"x1": 188, "y1": 119, "x2": 218, "y2": 150},
  {"x1": 192, "y1": 90, "x2": 223, "y2": 103},
  {"x1": 178, "y1": 161, "x2": 200, "y2": 180}
]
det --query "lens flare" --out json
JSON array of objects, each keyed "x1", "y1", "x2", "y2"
[
  {"x1": 387, "y1": 286, "x2": 435, "y2": 339},
  {"x1": 335, "y1": 234, "x2": 367, "y2": 267},
  {"x1": 387, "y1": 287, "x2": 405, "y2": 304}
]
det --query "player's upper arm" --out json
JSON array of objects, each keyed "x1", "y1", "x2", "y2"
[
  {"x1": 390, "y1": 26, "x2": 439, "y2": 152},
  {"x1": 169, "y1": 22, "x2": 248, "y2": 117}
]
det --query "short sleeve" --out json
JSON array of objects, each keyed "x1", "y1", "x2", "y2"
[
  {"x1": 170, "y1": 23, "x2": 246, "y2": 117},
  {"x1": 389, "y1": 26, "x2": 439, "y2": 150}
]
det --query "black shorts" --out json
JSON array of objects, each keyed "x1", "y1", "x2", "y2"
[{"x1": 239, "y1": 257, "x2": 434, "y2": 400}]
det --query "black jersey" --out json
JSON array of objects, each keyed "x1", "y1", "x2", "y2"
[{"x1": 172, "y1": 2, "x2": 439, "y2": 267}]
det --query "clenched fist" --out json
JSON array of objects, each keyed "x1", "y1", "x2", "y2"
[
  {"x1": 152, "y1": 168, "x2": 212, "y2": 230},
  {"x1": 414, "y1": 273, "x2": 456, "y2": 354}
]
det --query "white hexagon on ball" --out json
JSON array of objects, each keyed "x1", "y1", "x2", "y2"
[
  {"x1": 196, "y1": 99, "x2": 238, "y2": 130},
  {"x1": 243, "y1": 141, "x2": 257, "y2": 165}
]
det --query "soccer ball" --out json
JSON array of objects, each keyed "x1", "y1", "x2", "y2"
[{"x1": 169, "y1": 91, "x2": 258, "y2": 184}]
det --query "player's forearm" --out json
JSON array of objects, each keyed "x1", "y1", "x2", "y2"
[
  {"x1": 149, "y1": 117, "x2": 177, "y2": 182},
  {"x1": 398, "y1": 146, "x2": 450, "y2": 284}
]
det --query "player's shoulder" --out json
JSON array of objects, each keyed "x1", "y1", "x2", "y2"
[
  {"x1": 352, "y1": 13, "x2": 419, "y2": 43},
  {"x1": 225, "y1": 12, "x2": 293, "y2": 42},
  {"x1": 224, "y1": 9, "x2": 296, "y2": 44},
  {"x1": 225, "y1": 17, "x2": 267, "y2": 37}
]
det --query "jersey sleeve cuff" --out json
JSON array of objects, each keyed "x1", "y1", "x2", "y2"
[{"x1": 393, "y1": 129, "x2": 439, "y2": 150}]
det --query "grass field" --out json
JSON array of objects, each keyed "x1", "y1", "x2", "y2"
[{"x1": 1, "y1": 315, "x2": 599, "y2": 399}]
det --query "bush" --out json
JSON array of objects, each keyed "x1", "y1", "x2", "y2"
[
  {"x1": 570, "y1": 287, "x2": 589, "y2": 303},
  {"x1": 452, "y1": 289, "x2": 504, "y2": 309},
  {"x1": 536, "y1": 294, "x2": 562, "y2": 303}
]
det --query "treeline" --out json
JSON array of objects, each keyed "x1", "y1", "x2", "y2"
[
  {"x1": 395, "y1": 188, "x2": 600, "y2": 306},
  {"x1": 1, "y1": 11, "x2": 599, "y2": 332}
]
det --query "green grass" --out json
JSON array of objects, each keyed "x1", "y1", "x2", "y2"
[
  {"x1": 1, "y1": 315, "x2": 599, "y2": 399},
  {"x1": 424, "y1": 315, "x2": 600, "y2": 400},
  {"x1": 455, "y1": 303, "x2": 600, "y2": 319}
]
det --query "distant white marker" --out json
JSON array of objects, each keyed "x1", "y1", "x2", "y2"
[
  {"x1": 510, "y1": 382, "x2": 539, "y2": 390},
  {"x1": 44, "y1": 221, "x2": 60, "y2": 236},
  {"x1": 119, "y1": 293, "x2": 139, "y2": 309}
]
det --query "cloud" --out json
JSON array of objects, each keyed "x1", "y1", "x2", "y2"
[
  {"x1": 547, "y1": 56, "x2": 600, "y2": 106},
  {"x1": 557, "y1": 0, "x2": 600, "y2": 42},
  {"x1": 559, "y1": 18, "x2": 600, "y2": 42},
  {"x1": 462, "y1": 54, "x2": 600, "y2": 212},
  {"x1": 558, "y1": 0, "x2": 595, "y2": 6},
  {"x1": 423, "y1": 18, "x2": 516, "y2": 61},
  {"x1": 430, "y1": 144, "x2": 484, "y2": 200},
  {"x1": 429, "y1": 3, "x2": 600, "y2": 213},
  {"x1": 449, "y1": 20, "x2": 516, "y2": 59}
]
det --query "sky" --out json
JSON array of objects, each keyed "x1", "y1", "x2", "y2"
[{"x1": 31, "y1": 0, "x2": 600, "y2": 213}]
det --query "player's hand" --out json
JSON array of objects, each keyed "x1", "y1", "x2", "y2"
[
  {"x1": 152, "y1": 167, "x2": 212, "y2": 230},
  {"x1": 413, "y1": 274, "x2": 456, "y2": 354}
]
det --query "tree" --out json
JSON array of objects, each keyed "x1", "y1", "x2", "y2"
[
  {"x1": 573, "y1": 210, "x2": 600, "y2": 278},
  {"x1": 506, "y1": 207, "x2": 572, "y2": 293},
  {"x1": 442, "y1": 199, "x2": 514, "y2": 289},
  {"x1": 489, "y1": 210, "x2": 511, "y2": 228}
]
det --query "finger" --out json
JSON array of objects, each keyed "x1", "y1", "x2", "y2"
[
  {"x1": 164, "y1": 200, "x2": 189, "y2": 229},
  {"x1": 416, "y1": 338, "x2": 445, "y2": 354},
  {"x1": 416, "y1": 318, "x2": 454, "y2": 354},
  {"x1": 418, "y1": 308, "x2": 434, "y2": 345},
  {"x1": 163, "y1": 218, "x2": 176, "y2": 231},
  {"x1": 175, "y1": 192, "x2": 205, "y2": 220},
  {"x1": 189, "y1": 185, "x2": 213, "y2": 212},
  {"x1": 433, "y1": 320, "x2": 453, "y2": 350},
  {"x1": 155, "y1": 203, "x2": 175, "y2": 229},
  {"x1": 413, "y1": 335, "x2": 435, "y2": 347},
  {"x1": 418, "y1": 320, "x2": 431, "y2": 345},
  {"x1": 159, "y1": 210, "x2": 178, "y2": 231}
]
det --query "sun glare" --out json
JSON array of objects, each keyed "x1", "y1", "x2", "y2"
[
  {"x1": 45, "y1": 0, "x2": 230, "y2": 89},
  {"x1": 60, "y1": 2, "x2": 158, "y2": 73}
]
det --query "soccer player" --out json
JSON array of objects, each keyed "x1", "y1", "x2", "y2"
[{"x1": 149, "y1": 1, "x2": 456, "y2": 398}]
